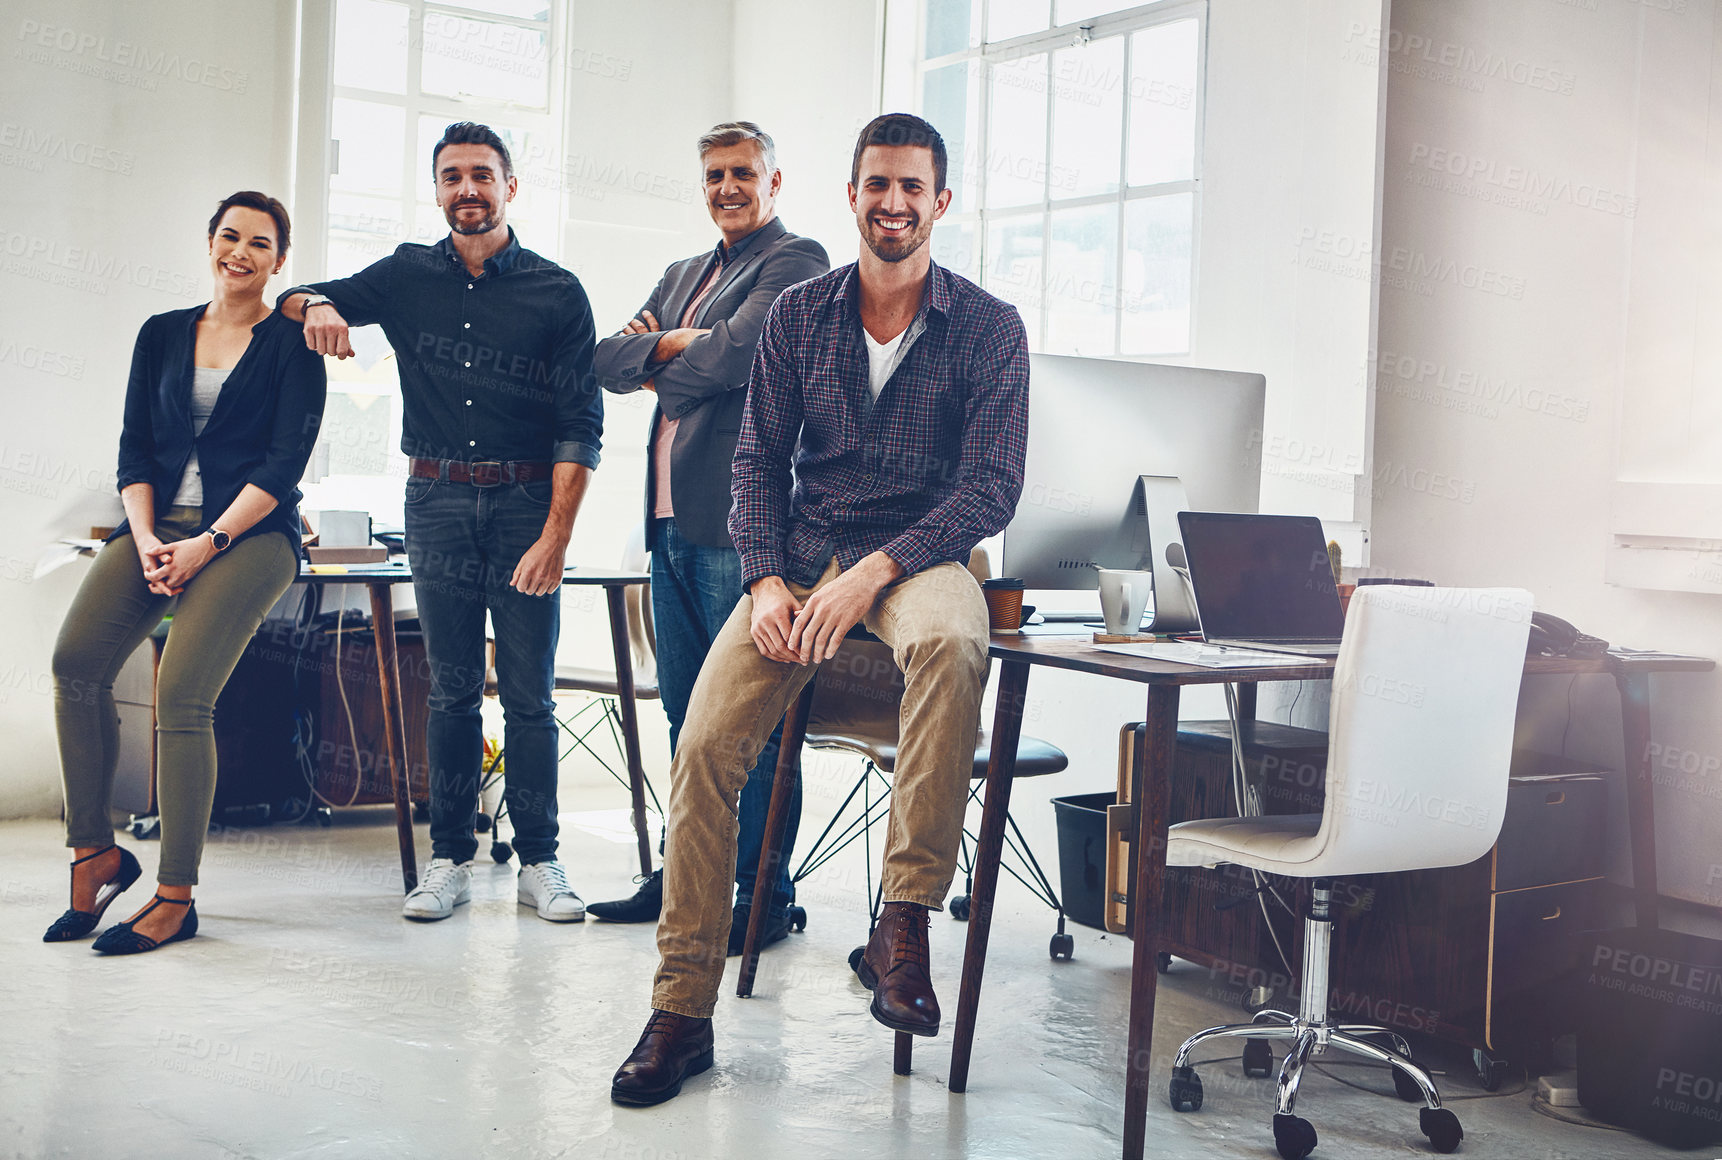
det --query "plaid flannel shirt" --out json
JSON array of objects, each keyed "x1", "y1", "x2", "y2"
[{"x1": 729, "y1": 261, "x2": 1029, "y2": 588}]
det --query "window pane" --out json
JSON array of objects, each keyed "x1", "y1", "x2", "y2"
[
  {"x1": 988, "y1": 0, "x2": 1051, "y2": 41},
  {"x1": 332, "y1": 100, "x2": 404, "y2": 198},
  {"x1": 1044, "y1": 204, "x2": 1118, "y2": 356},
  {"x1": 334, "y1": 0, "x2": 407, "y2": 94},
  {"x1": 319, "y1": 391, "x2": 401, "y2": 478},
  {"x1": 986, "y1": 215, "x2": 1044, "y2": 348},
  {"x1": 1051, "y1": 36, "x2": 1123, "y2": 200},
  {"x1": 1121, "y1": 193, "x2": 1192, "y2": 355},
  {"x1": 438, "y1": 0, "x2": 551, "y2": 19},
  {"x1": 925, "y1": 0, "x2": 982, "y2": 57},
  {"x1": 327, "y1": 191, "x2": 409, "y2": 276},
  {"x1": 985, "y1": 53, "x2": 1048, "y2": 210},
  {"x1": 923, "y1": 61, "x2": 983, "y2": 214},
  {"x1": 421, "y1": 12, "x2": 549, "y2": 107},
  {"x1": 1055, "y1": 0, "x2": 1158, "y2": 24},
  {"x1": 932, "y1": 221, "x2": 980, "y2": 283},
  {"x1": 1127, "y1": 19, "x2": 1198, "y2": 187}
]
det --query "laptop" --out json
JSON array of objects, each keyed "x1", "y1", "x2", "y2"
[{"x1": 1175, "y1": 512, "x2": 1345, "y2": 657}]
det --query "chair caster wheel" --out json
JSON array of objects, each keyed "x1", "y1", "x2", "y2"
[
  {"x1": 787, "y1": 905, "x2": 807, "y2": 932},
  {"x1": 1273, "y1": 1112, "x2": 1318, "y2": 1160},
  {"x1": 1472, "y1": 1047, "x2": 1508, "y2": 1091},
  {"x1": 1167, "y1": 1065, "x2": 1203, "y2": 1112},
  {"x1": 1156, "y1": 952, "x2": 1173, "y2": 974},
  {"x1": 848, "y1": 946, "x2": 866, "y2": 976},
  {"x1": 316, "y1": 807, "x2": 333, "y2": 827},
  {"x1": 1242, "y1": 1038, "x2": 1274, "y2": 1077},
  {"x1": 1394, "y1": 1060, "x2": 1428, "y2": 1102},
  {"x1": 1050, "y1": 932, "x2": 1074, "y2": 960},
  {"x1": 1420, "y1": 1107, "x2": 1463, "y2": 1153},
  {"x1": 476, "y1": 811, "x2": 492, "y2": 834},
  {"x1": 490, "y1": 841, "x2": 512, "y2": 863},
  {"x1": 948, "y1": 894, "x2": 971, "y2": 921}
]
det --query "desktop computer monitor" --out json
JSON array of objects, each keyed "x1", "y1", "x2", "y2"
[{"x1": 1003, "y1": 355, "x2": 1266, "y2": 614}]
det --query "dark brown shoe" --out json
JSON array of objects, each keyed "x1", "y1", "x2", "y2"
[
  {"x1": 610, "y1": 1010, "x2": 715, "y2": 1106},
  {"x1": 856, "y1": 902, "x2": 940, "y2": 1036}
]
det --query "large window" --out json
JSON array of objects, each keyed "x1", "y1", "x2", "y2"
[
  {"x1": 308, "y1": 0, "x2": 566, "y2": 515},
  {"x1": 918, "y1": 0, "x2": 1202, "y2": 356}
]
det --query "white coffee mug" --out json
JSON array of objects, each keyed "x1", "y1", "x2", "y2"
[{"x1": 1097, "y1": 568, "x2": 1155, "y2": 635}]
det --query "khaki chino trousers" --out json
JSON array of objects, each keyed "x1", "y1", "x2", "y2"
[{"x1": 652, "y1": 558, "x2": 990, "y2": 1019}]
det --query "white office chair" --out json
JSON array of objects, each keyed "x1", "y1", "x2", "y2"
[{"x1": 1165, "y1": 585, "x2": 1533, "y2": 1160}]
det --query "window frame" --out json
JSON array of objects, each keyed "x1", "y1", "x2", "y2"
[
  {"x1": 291, "y1": 0, "x2": 570, "y2": 500},
  {"x1": 916, "y1": 0, "x2": 1208, "y2": 357}
]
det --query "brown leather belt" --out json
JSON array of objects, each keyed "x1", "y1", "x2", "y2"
[{"x1": 409, "y1": 458, "x2": 554, "y2": 486}]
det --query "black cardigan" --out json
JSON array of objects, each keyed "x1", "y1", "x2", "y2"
[{"x1": 113, "y1": 305, "x2": 326, "y2": 551}]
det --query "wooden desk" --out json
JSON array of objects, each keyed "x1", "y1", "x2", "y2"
[
  {"x1": 294, "y1": 564, "x2": 651, "y2": 894},
  {"x1": 948, "y1": 635, "x2": 1711, "y2": 1160}
]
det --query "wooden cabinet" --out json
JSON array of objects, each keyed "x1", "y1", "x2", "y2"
[{"x1": 1118, "y1": 720, "x2": 1606, "y2": 1064}]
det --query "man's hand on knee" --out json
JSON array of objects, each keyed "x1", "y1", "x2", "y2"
[
  {"x1": 786, "y1": 552, "x2": 904, "y2": 664},
  {"x1": 749, "y1": 577, "x2": 803, "y2": 663}
]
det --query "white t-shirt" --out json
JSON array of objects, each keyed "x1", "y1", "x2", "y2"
[
  {"x1": 172, "y1": 365, "x2": 231, "y2": 507},
  {"x1": 863, "y1": 326, "x2": 907, "y2": 402}
]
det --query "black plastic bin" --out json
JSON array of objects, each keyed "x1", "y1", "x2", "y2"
[
  {"x1": 1052, "y1": 792, "x2": 1114, "y2": 930},
  {"x1": 1574, "y1": 925, "x2": 1722, "y2": 1148}
]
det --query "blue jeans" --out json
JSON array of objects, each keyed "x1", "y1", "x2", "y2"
[
  {"x1": 405, "y1": 476, "x2": 560, "y2": 866},
  {"x1": 652, "y1": 518, "x2": 799, "y2": 918}
]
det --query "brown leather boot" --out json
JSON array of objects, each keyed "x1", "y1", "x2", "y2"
[
  {"x1": 610, "y1": 1010, "x2": 715, "y2": 1106},
  {"x1": 856, "y1": 901, "x2": 940, "y2": 1036}
]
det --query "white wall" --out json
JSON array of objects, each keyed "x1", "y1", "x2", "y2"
[
  {"x1": 1375, "y1": 0, "x2": 1722, "y2": 907},
  {"x1": 0, "y1": 0, "x2": 298, "y2": 818},
  {"x1": 732, "y1": 0, "x2": 884, "y2": 268},
  {"x1": 542, "y1": 1, "x2": 738, "y2": 683}
]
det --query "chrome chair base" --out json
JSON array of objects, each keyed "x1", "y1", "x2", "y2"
[{"x1": 1165, "y1": 882, "x2": 1465, "y2": 1159}]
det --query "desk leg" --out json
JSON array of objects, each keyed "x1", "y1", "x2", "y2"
[
  {"x1": 1615, "y1": 670, "x2": 1660, "y2": 929},
  {"x1": 366, "y1": 584, "x2": 417, "y2": 894},
  {"x1": 949, "y1": 659, "x2": 1030, "y2": 1094},
  {"x1": 606, "y1": 586, "x2": 654, "y2": 879},
  {"x1": 738, "y1": 680, "x2": 815, "y2": 999},
  {"x1": 1234, "y1": 682, "x2": 1257, "y2": 725},
  {"x1": 1123, "y1": 684, "x2": 1179, "y2": 1160}
]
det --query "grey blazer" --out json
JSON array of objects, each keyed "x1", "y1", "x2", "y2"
[{"x1": 594, "y1": 218, "x2": 829, "y2": 548}]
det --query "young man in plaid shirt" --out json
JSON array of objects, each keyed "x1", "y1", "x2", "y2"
[{"x1": 611, "y1": 113, "x2": 1030, "y2": 1107}]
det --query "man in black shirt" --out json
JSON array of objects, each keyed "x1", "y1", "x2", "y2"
[{"x1": 281, "y1": 122, "x2": 602, "y2": 923}]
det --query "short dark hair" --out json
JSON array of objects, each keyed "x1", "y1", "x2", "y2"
[
  {"x1": 697, "y1": 121, "x2": 777, "y2": 173},
  {"x1": 850, "y1": 113, "x2": 947, "y2": 193},
  {"x1": 207, "y1": 191, "x2": 291, "y2": 256},
  {"x1": 432, "y1": 121, "x2": 513, "y2": 180}
]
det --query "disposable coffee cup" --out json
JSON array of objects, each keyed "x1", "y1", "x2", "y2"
[{"x1": 981, "y1": 577, "x2": 1026, "y2": 633}]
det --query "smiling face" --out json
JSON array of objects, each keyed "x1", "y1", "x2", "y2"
[
  {"x1": 848, "y1": 144, "x2": 950, "y2": 265},
  {"x1": 207, "y1": 205, "x2": 283, "y2": 295},
  {"x1": 702, "y1": 141, "x2": 780, "y2": 247},
  {"x1": 435, "y1": 143, "x2": 516, "y2": 236}
]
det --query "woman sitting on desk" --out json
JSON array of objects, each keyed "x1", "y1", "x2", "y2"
[{"x1": 45, "y1": 191, "x2": 326, "y2": 954}]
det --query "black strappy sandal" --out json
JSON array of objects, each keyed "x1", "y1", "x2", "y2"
[
  {"x1": 43, "y1": 845, "x2": 143, "y2": 942},
  {"x1": 91, "y1": 894, "x2": 198, "y2": 955}
]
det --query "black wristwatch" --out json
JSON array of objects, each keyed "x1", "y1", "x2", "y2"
[{"x1": 207, "y1": 528, "x2": 232, "y2": 552}]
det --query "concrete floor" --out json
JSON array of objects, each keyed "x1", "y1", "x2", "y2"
[{"x1": 0, "y1": 762, "x2": 1697, "y2": 1160}]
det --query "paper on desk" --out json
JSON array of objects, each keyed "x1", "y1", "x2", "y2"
[
  {"x1": 34, "y1": 539, "x2": 105, "y2": 580},
  {"x1": 1095, "y1": 641, "x2": 1298, "y2": 669}
]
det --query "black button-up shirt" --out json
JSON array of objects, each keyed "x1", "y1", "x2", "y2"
[{"x1": 283, "y1": 229, "x2": 602, "y2": 468}]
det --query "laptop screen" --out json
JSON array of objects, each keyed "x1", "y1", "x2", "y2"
[{"x1": 1176, "y1": 512, "x2": 1345, "y2": 640}]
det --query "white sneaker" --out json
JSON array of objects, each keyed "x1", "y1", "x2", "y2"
[
  {"x1": 518, "y1": 860, "x2": 585, "y2": 922},
  {"x1": 402, "y1": 858, "x2": 472, "y2": 921}
]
